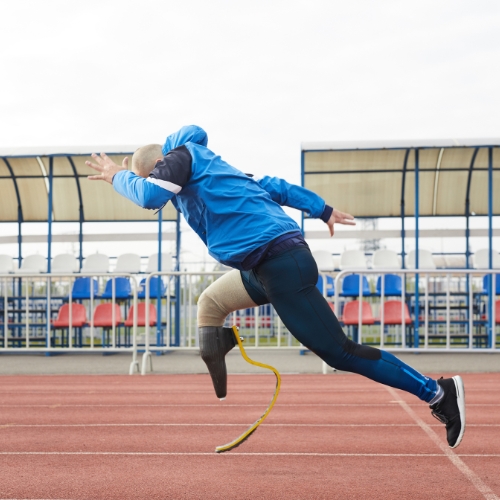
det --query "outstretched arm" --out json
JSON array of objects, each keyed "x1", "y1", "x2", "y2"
[
  {"x1": 86, "y1": 153, "x2": 173, "y2": 209},
  {"x1": 256, "y1": 175, "x2": 355, "y2": 236}
]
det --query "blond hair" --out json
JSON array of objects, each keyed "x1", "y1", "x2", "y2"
[{"x1": 131, "y1": 144, "x2": 163, "y2": 178}]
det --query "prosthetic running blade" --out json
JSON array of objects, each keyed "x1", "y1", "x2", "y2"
[{"x1": 215, "y1": 326, "x2": 281, "y2": 453}]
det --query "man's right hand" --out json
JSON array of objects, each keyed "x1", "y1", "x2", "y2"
[{"x1": 86, "y1": 153, "x2": 128, "y2": 184}]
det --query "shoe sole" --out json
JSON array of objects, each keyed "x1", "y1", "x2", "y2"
[{"x1": 451, "y1": 375, "x2": 466, "y2": 448}]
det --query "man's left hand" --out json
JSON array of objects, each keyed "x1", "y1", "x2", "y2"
[{"x1": 326, "y1": 209, "x2": 356, "y2": 236}]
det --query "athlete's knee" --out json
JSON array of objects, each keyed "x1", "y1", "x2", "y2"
[
  {"x1": 342, "y1": 338, "x2": 381, "y2": 361},
  {"x1": 197, "y1": 288, "x2": 227, "y2": 327}
]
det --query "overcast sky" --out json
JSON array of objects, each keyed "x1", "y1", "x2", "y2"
[{"x1": 1, "y1": 0, "x2": 499, "y2": 264}]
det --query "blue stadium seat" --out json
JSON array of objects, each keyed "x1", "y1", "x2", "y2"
[
  {"x1": 482, "y1": 274, "x2": 500, "y2": 294},
  {"x1": 101, "y1": 277, "x2": 132, "y2": 299},
  {"x1": 138, "y1": 277, "x2": 166, "y2": 299},
  {"x1": 375, "y1": 274, "x2": 402, "y2": 296},
  {"x1": 340, "y1": 274, "x2": 371, "y2": 297},
  {"x1": 316, "y1": 275, "x2": 335, "y2": 297},
  {"x1": 69, "y1": 277, "x2": 99, "y2": 299}
]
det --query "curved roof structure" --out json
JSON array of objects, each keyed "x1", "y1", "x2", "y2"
[
  {"x1": 0, "y1": 146, "x2": 178, "y2": 222},
  {"x1": 301, "y1": 139, "x2": 500, "y2": 218}
]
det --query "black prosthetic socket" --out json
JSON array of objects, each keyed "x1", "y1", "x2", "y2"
[{"x1": 199, "y1": 326, "x2": 236, "y2": 399}]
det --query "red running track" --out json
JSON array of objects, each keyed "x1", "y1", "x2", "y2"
[{"x1": 0, "y1": 372, "x2": 499, "y2": 500}]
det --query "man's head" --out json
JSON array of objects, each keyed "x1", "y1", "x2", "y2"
[{"x1": 131, "y1": 144, "x2": 163, "y2": 178}]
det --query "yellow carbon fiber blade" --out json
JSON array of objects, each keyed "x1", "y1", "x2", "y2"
[{"x1": 215, "y1": 325, "x2": 281, "y2": 453}]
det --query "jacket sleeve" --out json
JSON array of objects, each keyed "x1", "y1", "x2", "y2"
[
  {"x1": 113, "y1": 170, "x2": 174, "y2": 210},
  {"x1": 256, "y1": 175, "x2": 332, "y2": 221}
]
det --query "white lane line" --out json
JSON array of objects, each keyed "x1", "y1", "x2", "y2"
[
  {"x1": 0, "y1": 423, "x2": 499, "y2": 428},
  {"x1": 0, "y1": 403, "x2": 498, "y2": 408},
  {"x1": 386, "y1": 386, "x2": 500, "y2": 500},
  {"x1": 0, "y1": 451, "x2": 499, "y2": 457}
]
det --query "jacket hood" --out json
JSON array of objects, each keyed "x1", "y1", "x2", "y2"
[{"x1": 162, "y1": 125, "x2": 208, "y2": 155}]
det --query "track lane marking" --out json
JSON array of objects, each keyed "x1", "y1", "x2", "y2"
[
  {"x1": 0, "y1": 423, "x2": 499, "y2": 428},
  {"x1": 386, "y1": 386, "x2": 499, "y2": 500},
  {"x1": 0, "y1": 451, "x2": 499, "y2": 457}
]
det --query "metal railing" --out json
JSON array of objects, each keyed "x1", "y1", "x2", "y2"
[
  {"x1": 332, "y1": 268, "x2": 498, "y2": 352},
  {"x1": 0, "y1": 273, "x2": 140, "y2": 374}
]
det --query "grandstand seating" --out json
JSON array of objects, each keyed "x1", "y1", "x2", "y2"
[
  {"x1": 15, "y1": 254, "x2": 46, "y2": 274},
  {"x1": 340, "y1": 250, "x2": 367, "y2": 270},
  {"x1": 81, "y1": 253, "x2": 109, "y2": 273},
  {"x1": 482, "y1": 274, "x2": 500, "y2": 294},
  {"x1": 51, "y1": 253, "x2": 78, "y2": 273},
  {"x1": 375, "y1": 274, "x2": 402, "y2": 296},
  {"x1": 0, "y1": 255, "x2": 14, "y2": 273},
  {"x1": 497, "y1": 301, "x2": 500, "y2": 324},
  {"x1": 138, "y1": 277, "x2": 166, "y2": 298},
  {"x1": 372, "y1": 249, "x2": 400, "y2": 269},
  {"x1": 100, "y1": 277, "x2": 132, "y2": 299},
  {"x1": 124, "y1": 303, "x2": 157, "y2": 327},
  {"x1": 52, "y1": 303, "x2": 87, "y2": 328},
  {"x1": 146, "y1": 253, "x2": 172, "y2": 273},
  {"x1": 312, "y1": 250, "x2": 335, "y2": 271},
  {"x1": 380, "y1": 300, "x2": 412, "y2": 325},
  {"x1": 473, "y1": 248, "x2": 500, "y2": 269},
  {"x1": 340, "y1": 274, "x2": 371, "y2": 296},
  {"x1": 115, "y1": 253, "x2": 141, "y2": 273},
  {"x1": 407, "y1": 249, "x2": 436, "y2": 269},
  {"x1": 93, "y1": 303, "x2": 122, "y2": 327},
  {"x1": 342, "y1": 301, "x2": 375, "y2": 325},
  {"x1": 69, "y1": 277, "x2": 99, "y2": 299},
  {"x1": 316, "y1": 274, "x2": 335, "y2": 297}
]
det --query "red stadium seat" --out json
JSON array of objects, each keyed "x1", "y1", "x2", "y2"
[
  {"x1": 342, "y1": 301, "x2": 375, "y2": 325},
  {"x1": 124, "y1": 303, "x2": 157, "y2": 327},
  {"x1": 93, "y1": 303, "x2": 122, "y2": 327},
  {"x1": 496, "y1": 300, "x2": 500, "y2": 324},
  {"x1": 380, "y1": 300, "x2": 412, "y2": 325},
  {"x1": 52, "y1": 303, "x2": 87, "y2": 328}
]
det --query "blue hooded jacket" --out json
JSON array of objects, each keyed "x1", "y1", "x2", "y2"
[{"x1": 113, "y1": 125, "x2": 330, "y2": 270}]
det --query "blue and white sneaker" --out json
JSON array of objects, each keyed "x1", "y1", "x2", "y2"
[{"x1": 430, "y1": 376, "x2": 466, "y2": 448}]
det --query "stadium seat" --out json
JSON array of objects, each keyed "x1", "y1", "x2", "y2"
[
  {"x1": 473, "y1": 248, "x2": 500, "y2": 269},
  {"x1": 497, "y1": 301, "x2": 500, "y2": 324},
  {"x1": 342, "y1": 301, "x2": 375, "y2": 325},
  {"x1": 100, "y1": 277, "x2": 132, "y2": 299},
  {"x1": 482, "y1": 274, "x2": 500, "y2": 295},
  {"x1": 372, "y1": 249, "x2": 400, "y2": 269},
  {"x1": 375, "y1": 274, "x2": 402, "y2": 296},
  {"x1": 93, "y1": 303, "x2": 122, "y2": 327},
  {"x1": 52, "y1": 303, "x2": 87, "y2": 328},
  {"x1": 51, "y1": 253, "x2": 78, "y2": 273},
  {"x1": 115, "y1": 253, "x2": 141, "y2": 273},
  {"x1": 15, "y1": 254, "x2": 46, "y2": 274},
  {"x1": 146, "y1": 253, "x2": 172, "y2": 273},
  {"x1": 406, "y1": 250, "x2": 436, "y2": 269},
  {"x1": 69, "y1": 277, "x2": 99, "y2": 299},
  {"x1": 124, "y1": 303, "x2": 157, "y2": 327},
  {"x1": 380, "y1": 300, "x2": 412, "y2": 325},
  {"x1": 138, "y1": 277, "x2": 166, "y2": 298},
  {"x1": 312, "y1": 250, "x2": 335, "y2": 271},
  {"x1": 316, "y1": 274, "x2": 335, "y2": 297},
  {"x1": 340, "y1": 250, "x2": 367, "y2": 270},
  {"x1": 340, "y1": 274, "x2": 371, "y2": 296},
  {"x1": 0, "y1": 255, "x2": 14, "y2": 273},
  {"x1": 81, "y1": 253, "x2": 109, "y2": 273}
]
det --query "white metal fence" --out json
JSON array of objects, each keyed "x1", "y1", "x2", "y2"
[{"x1": 1, "y1": 269, "x2": 498, "y2": 376}]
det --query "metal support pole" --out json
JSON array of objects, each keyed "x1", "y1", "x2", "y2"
[
  {"x1": 175, "y1": 211, "x2": 181, "y2": 347},
  {"x1": 301, "y1": 150, "x2": 305, "y2": 236},
  {"x1": 414, "y1": 148, "x2": 420, "y2": 348},
  {"x1": 488, "y1": 147, "x2": 494, "y2": 348},
  {"x1": 47, "y1": 158, "x2": 54, "y2": 273},
  {"x1": 156, "y1": 210, "x2": 163, "y2": 350}
]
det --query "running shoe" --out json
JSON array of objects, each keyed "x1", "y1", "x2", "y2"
[{"x1": 430, "y1": 376, "x2": 466, "y2": 448}]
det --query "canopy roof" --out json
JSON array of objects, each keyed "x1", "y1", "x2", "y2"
[
  {"x1": 0, "y1": 146, "x2": 178, "y2": 222},
  {"x1": 301, "y1": 139, "x2": 500, "y2": 218}
]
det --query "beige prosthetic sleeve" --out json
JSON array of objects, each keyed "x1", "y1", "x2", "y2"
[{"x1": 197, "y1": 269, "x2": 258, "y2": 327}]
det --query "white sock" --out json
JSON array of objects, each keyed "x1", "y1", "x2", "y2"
[{"x1": 429, "y1": 384, "x2": 444, "y2": 405}]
